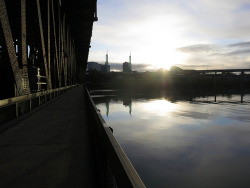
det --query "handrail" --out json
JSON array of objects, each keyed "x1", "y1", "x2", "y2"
[
  {"x1": 0, "y1": 85, "x2": 76, "y2": 126},
  {"x1": 0, "y1": 85, "x2": 75, "y2": 108},
  {"x1": 84, "y1": 85, "x2": 146, "y2": 188}
]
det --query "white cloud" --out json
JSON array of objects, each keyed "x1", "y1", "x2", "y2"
[
  {"x1": 89, "y1": 0, "x2": 250, "y2": 71},
  {"x1": 177, "y1": 41, "x2": 250, "y2": 69}
]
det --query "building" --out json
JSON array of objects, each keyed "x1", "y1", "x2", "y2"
[
  {"x1": 123, "y1": 53, "x2": 132, "y2": 73},
  {"x1": 101, "y1": 64, "x2": 110, "y2": 73},
  {"x1": 87, "y1": 62, "x2": 102, "y2": 71},
  {"x1": 123, "y1": 62, "x2": 131, "y2": 72},
  {"x1": 101, "y1": 52, "x2": 110, "y2": 73},
  {"x1": 87, "y1": 52, "x2": 110, "y2": 73},
  {"x1": 129, "y1": 52, "x2": 132, "y2": 71}
]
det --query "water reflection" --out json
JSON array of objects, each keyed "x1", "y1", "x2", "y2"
[
  {"x1": 94, "y1": 95, "x2": 133, "y2": 116},
  {"x1": 143, "y1": 100, "x2": 176, "y2": 116},
  {"x1": 122, "y1": 97, "x2": 132, "y2": 115},
  {"x1": 91, "y1": 90, "x2": 250, "y2": 188},
  {"x1": 105, "y1": 99, "x2": 110, "y2": 117},
  {"x1": 92, "y1": 91, "x2": 250, "y2": 117}
]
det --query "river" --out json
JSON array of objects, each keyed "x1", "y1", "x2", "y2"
[{"x1": 90, "y1": 90, "x2": 250, "y2": 188}]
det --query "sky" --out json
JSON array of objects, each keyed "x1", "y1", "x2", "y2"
[{"x1": 88, "y1": 0, "x2": 250, "y2": 71}]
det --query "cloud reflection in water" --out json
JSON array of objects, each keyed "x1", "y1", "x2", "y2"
[{"x1": 94, "y1": 95, "x2": 250, "y2": 188}]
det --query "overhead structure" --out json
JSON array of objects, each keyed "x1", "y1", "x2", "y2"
[{"x1": 0, "y1": 0, "x2": 97, "y2": 99}]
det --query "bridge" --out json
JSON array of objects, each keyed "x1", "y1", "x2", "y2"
[
  {"x1": 187, "y1": 69, "x2": 250, "y2": 73},
  {"x1": 170, "y1": 68, "x2": 250, "y2": 94},
  {"x1": 0, "y1": 1, "x2": 145, "y2": 187}
]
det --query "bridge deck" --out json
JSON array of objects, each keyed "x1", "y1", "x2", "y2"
[{"x1": 0, "y1": 87, "x2": 99, "y2": 188}]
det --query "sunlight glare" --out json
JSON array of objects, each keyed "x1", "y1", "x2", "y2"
[
  {"x1": 143, "y1": 99, "x2": 176, "y2": 116},
  {"x1": 130, "y1": 16, "x2": 190, "y2": 70},
  {"x1": 89, "y1": 12, "x2": 192, "y2": 70}
]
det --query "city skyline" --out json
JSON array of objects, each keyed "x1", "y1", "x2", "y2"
[{"x1": 88, "y1": 0, "x2": 250, "y2": 71}]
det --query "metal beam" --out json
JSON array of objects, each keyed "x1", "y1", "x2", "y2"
[
  {"x1": 58, "y1": 2, "x2": 62, "y2": 87},
  {"x1": 62, "y1": 14, "x2": 67, "y2": 86},
  {"x1": 51, "y1": 0, "x2": 59, "y2": 88},
  {"x1": 48, "y1": 0, "x2": 51, "y2": 89},
  {"x1": 21, "y1": 0, "x2": 31, "y2": 94},
  {"x1": 37, "y1": 0, "x2": 51, "y2": 89},
  {"x1": 0, "y1": 0, "x2": 24, "y2": 96}
]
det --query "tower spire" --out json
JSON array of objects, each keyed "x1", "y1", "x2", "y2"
[
  {"x1": 129, "y1": 51, "x2": 132, "y2": 72},
  {"x1": 129, "y1": 51, "x2": 131, "y2": 64},
  {"x1": 105, "y1": 50, "x2": 108, "y2": 65}
]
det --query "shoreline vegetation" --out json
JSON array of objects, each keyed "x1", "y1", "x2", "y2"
[{"x1": 86, "y1": 67, "x2": 250, "y2": 96}]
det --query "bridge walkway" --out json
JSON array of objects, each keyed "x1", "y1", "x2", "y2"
[{"x1": 0, "y1": 87, "x2": 99, "y2": 188}]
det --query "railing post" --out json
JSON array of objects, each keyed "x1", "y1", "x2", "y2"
[
  {"x1": 30, "y1": 98, "x2": 32, "y2": 111},
  {"x1": 1, "y1": 86, "x2": 75, "y2": 126},
  {"x1": 16, "y1": 102, "x2": 19, "y2": 118}
]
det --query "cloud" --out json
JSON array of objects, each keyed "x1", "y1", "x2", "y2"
[
  {"x1": 227, "y1": 49, "x2": 250, "y2": 56},
  {"x1": 176, "y1": 41, "x2": 250, "y2": 70},
  {"x1": 228, "y1": 42, "x2": 250, "y2": 48},
  {"x1": 178, "y1": 42, "x2": 250, "y2": 56},
  {"x1": 175, "y1": 0, "x2": 250, "y2": 41},
  {"x1": 175, "y1": 64, "x2": 212, "y2": 70},
  {"x1": 177, "y1": 44, "x2": 219, "y2": 54},
  {"x1": 89, "y1": 0, "x2": 250, "y2": 71}
]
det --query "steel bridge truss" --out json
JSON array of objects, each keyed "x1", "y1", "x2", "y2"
[{"x1": 0, "y1": 0, "x2": 76, "y2": 97}]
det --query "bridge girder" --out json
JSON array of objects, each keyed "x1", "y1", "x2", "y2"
[{"x1": 0, "y1": 0, "x2": 97, "y2": 98}]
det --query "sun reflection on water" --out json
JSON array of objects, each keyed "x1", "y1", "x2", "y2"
[
  {"x1": 143, "y1": 99, "x2": 177, "y2": 116},
  {"x1": 93, "y1": 93, "x2": 250, "y2": 188}
]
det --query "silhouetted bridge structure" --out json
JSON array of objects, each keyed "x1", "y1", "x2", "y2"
[
  {"x1": 0, "y1": 1, "x2": 145, "y2": 187},
  {"x1": 171, "y1": 68, "x2": 250, "y2": 93},
  {"x1": 174, "y1": 68, "x2": 250, "y2": 77},
  {"x1": 195, "y1": 69, "x2": 250, "y2": 74}
]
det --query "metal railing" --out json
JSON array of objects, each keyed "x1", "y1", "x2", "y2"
[
  {"x1": 0, "y1": 85, "x2": 76, "y2": 126},
  {"x1": 84, "y1": 86, "x2": 146, "y2": 188}
]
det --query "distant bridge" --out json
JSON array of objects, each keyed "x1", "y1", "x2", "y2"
[
  {"x1": 195, "y1": 69, "x2": 250, "y2": 74},
  {"x1": 177, "y1": 68, "x2": 250, "y2": 75}
]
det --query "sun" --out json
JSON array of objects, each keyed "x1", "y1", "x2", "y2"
[
  {"x1": 129, "y1": 16, "x2": 190, "y2": 70},
  {"x1": 155, "y1": 51, "x2": 189, "y2": 70}
]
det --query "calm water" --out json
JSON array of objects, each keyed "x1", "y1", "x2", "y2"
[{"x1": 91, "y1": 90, "x2": 250, "y2": 188}]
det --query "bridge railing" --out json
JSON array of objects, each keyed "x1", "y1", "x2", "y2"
[
  {"x1": 84, "y1": 86, "x2": 146, "y2": 188},
  {"x1": 0, "y1": 85, "x2": 76, "y2": 127}
]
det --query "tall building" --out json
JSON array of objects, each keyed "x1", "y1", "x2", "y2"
[
  {"x1": 129, "y1": 52, "x2": 132, "y2": 71},
  {"x1": 102, "y1": 51, "x2": 110, "y2": 73},
  {"x1": 123, "y1": 62, "x2": 131, "y2": 73},
  {"x1": 105, "y1": 51, "x2": 108, "y2": 65},
  {"x1": 123, "y1": 53, "x2": 132, "y2": 73}
]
